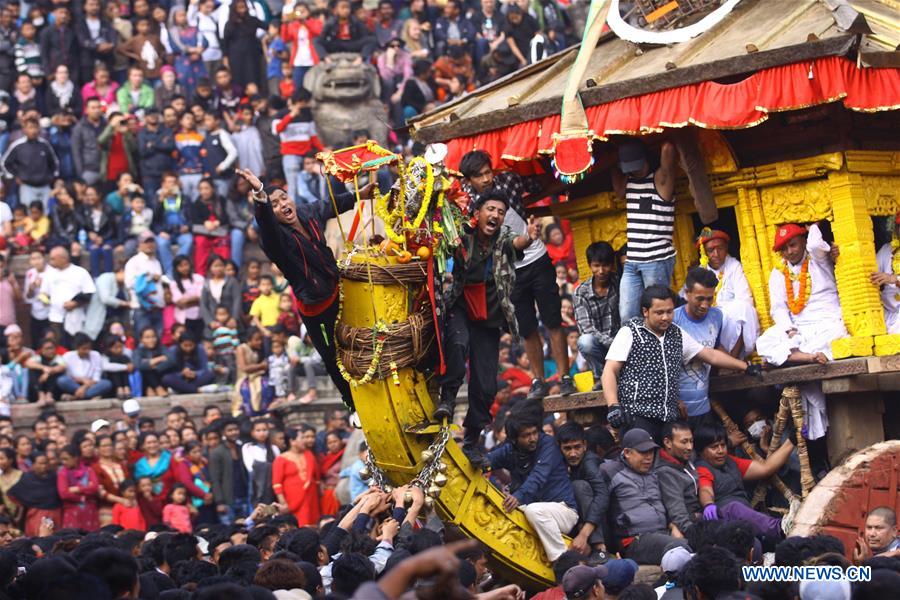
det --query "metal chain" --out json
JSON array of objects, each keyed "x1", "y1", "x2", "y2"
[
  {"x1": 412, "y1": 427, "x2": 451, "y2": 490},
  {"x1": 363, "y1": 445, "x2": 388, "y2": 489}
]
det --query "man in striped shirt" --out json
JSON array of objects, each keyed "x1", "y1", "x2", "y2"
[{"x1": 612, "y1": 140, "x2": 677, "y2": 322}]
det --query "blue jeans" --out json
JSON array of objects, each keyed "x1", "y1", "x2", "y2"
[
  {"x1": 156, "y1": 232, "x2": 194, "y2": 276},
  {"x1": 619, "y1": 257, "x2": 676, "y2": 322},
  {"x1": 282, "y1": 154, "x2": 302, "y2": 204},
  {"x1": 292, "y1": 66, "x2": 310, "y2": 91},
  {"x1": 57, "y1": 375, "x2": 113, "y2": 399},
  {"x1": 179, "y1": 173, "x2": 202, "y2": 202},
  {"x1": 19, "y1": 184, "x2": 51, "y2": 213},
  {"x1": 134, "y1": 308, "x2": 163, "y2": 338},
  {"x1": 577, "y1": 333, "x2": 609, "y2": 381},
  {"x1": 218, "y1": 497, "x2": 251, "y2": 525},
  {"x1": 86, "y1": 238, "x2": 114, "y2": 277},
  {"x1": 230, "y1": 227, "x2": 246, "y2": 268}
]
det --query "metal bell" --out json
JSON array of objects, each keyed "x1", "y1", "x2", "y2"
[
  {"x1": 423, "y1": 496, "x2": 434, "y2": 511},
  {"x1": 420, "y1": 449, "x2": 435, "y2": 463},
  {"x1": 403, "y1": 490, "x2": 413, "y2": 507},
  {"x1": 426, "y1": 483, "x2": 441, "y2": 498},
  {"x1": 433, "y1": 473, "x2": 448, "y2": 488},
  {"x1": 436, "y1": 461, "x2": 448, "y2": 474},
  {"x1": 359, "y1": 466, "x2": 371, "y2": 480},
  {"x1": 383, "y1": 485, "x2": 394, "y2": 494}
]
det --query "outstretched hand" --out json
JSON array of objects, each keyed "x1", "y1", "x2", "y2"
[
  {"x1": 236, "y1": 168, "x2": 263, "y2": 192},
  {"x1": 357, "y1": 181, "x2": 377, "y2": 201},
  {"x1": 526, "y1": 215, "x2": 541, "y2": 241}
]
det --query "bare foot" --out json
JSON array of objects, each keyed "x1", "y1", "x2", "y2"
[
  {"x1": 145, "y1": 388, "x2": 157, "y2": 397},
  {"x1": 299, "y1": 390, "x2": 316, "y2": 404},
  {"x1": 814, "y1": 352, "x2": 828, "y2": 364},
  {"x1": 156, "y1": 386, "x2": 169, "y2": 397}
]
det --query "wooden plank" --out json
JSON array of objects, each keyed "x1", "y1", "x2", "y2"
[
  {"x1": 822, "y1": 374, "x2": 879, "y2": 394},
  {"x1": 543, "y1": 392, "x2": 606, "y2": 413},
  {"x1": 413, "y1": 36, "x2": 855, "y2": 144},
  {"x1": 825, "y1": 392, "x2": 885, "y2": 465},
  {"x1": 709, "y1": 358, "x2": 869, "y2": 392}
]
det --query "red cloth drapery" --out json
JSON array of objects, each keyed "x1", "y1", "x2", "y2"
[{"x1": 441, "y1": 56, "x2": 900, "y2": 173}]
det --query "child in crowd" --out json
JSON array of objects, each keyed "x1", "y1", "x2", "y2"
[
  {"x1": 111, "y1": 479, "x2": 146, "y2": 530},
  {"x1": 161, "y1": 332, "x2": 215, "y2": 394},
  {"x1": 134, "y1": 327, "x2": 169, "y2": 397},
  {"x1": 163, "y1": 483, "x2": 194, "y2": 533},
  {"x1": 29, "y1": 202, "x2": 50, "y2": 244},
  {"x1": 10, "y1": 205, "x2": 32, "y2": 253},
  {"x1": 136, "y1": 477, "x2": 160, "y2": 528},
  {"x1": 121, "y1": 196, "x2": 154, "y2": 256},
  {"x1": 288, "y1": 325, "x2": 323, "y2": 405},
  {"x1": 212, "y1": 305, "x2": 239, "y2": 386},
  {"x1": 104, "y1": 173, "x2": 143, "y2": 216},
  {"x1": 102, "y1": 334, "x2": 134, "y2": 400},
  {"x1": 233, "y1": 328, "x2": 271, "y2": 417},
  {"x1": 276, "y1": 292, "x2": 301, "y2": 337},
  {"x1": 241, "y1": 259, "x2": 262, "y2": 315},
  {"x1": 25, "y1": 339, "x2": 67, "y2": 406},
  {"x1": 556, "y1": 262, "x2": 574, "y2": 296},
  {"x1": 267, "y1": 338, "x2": 293, "y2": 406},
  {"x1": 249, "y1": 275, "x2": 281, "y2": 338}
]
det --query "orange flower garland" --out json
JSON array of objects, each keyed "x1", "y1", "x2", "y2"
[{"x1": 781, "y1": 258, "x2": 811, "y2": 315}]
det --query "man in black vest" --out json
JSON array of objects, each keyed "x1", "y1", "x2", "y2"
[
  {"x1": 600, "y1": 285, "x2": 759, "y2": 442},
  {"x1": 694, "y1": 423, "x2": 797, "y2": 540}
]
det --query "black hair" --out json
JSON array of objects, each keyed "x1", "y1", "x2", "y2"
[
  {"x1": 617, "y1": 584, "x2": 658, "y2": 600},
  {"x1": 172, "y1": 558, "x2": 218, "y2": 588},
  {"x1": 247, "y1": 525, "x2": 280, "y2": 551},
  {"x1": 118, "y1": 479, "x2": 136, "y2": 495},
  {"x1": 218, "y1": 544, "x2": 261, "y2": 575},
  {"x1": 163, "y1": 533, "x2": 199, "y2": 570},
  {"x1": 259, "y1": 274, "x2": 274, "y2": 284},
  {"x1": 71, "y1": 332, "x2": 93, "y2": 349},
  {"x1": 473, "y1": 186, "x2": 510, "y2": 211},
  {"x1": 137, "y1": 416, "x2": 155, "y2": 430},
  {"x1": 640, "y1": 284, "x2": 677, "y2": 311},
  {"x1": 194, "y1": 583, "x2": 254, "y2": 600},
  {"x1": 552, "y1": 550, "x2": 587, "y2": 584},
  {"x1": 686, "y1": 520, "x2": 723, "y2": 553},
  {"x1": 0, "y1": 447, "x2": 15, "y2": 463},
  {"x1": 330, "y1": 552, "x2": 375, "y2": 597},
  {"x1": 556, "y1": 421, "x2": 586, "y2": 445},
  {"x1": 585, "y1": 241, "x2": 615, "y2": 265},
  {"x1": 716, "y1": 521, "x2": 756, "y2": 564},
  {"x1": 504, "y1": 404, "x2": 543, "y2": 442},
  {"x1": 79, "y1": 547, "x2": 139, "y2": 598},
  {"x1": 172, "y1": 255, "x2": 193, "y2": 293},
  {"x1": 291, "y1": 87, "x2": 311, "y2": 103},
  {"x1": 459, "y1": 150, "x2": 492, "y2": 179},
  {"x1": 585, "y1": 425, "x2": 616, "y2": 455},
  {"x1": 457, "y1": 560, "x2": 476, "y2": 589},
  {"x1": 661, "y1": 420, "x2": 692, "y2": 444},
  {"x1": 685, "y1": 266, "x2": 719, "y2": 291},
  {"x1": 869, "y1": 506, "x2": 898, "y2": 527},
  {"x1": 693, "y1": 423, "x2": 727, "y2": 455},
  {"x1": 275, "y1": 529, "x2": 321, "y2": 564},
  {"x1": 681, "y1": 548, "x2": 741, "y2": 600},
  {"x1": 412, "y1": 58, "x2": 432, "y2": 77}
]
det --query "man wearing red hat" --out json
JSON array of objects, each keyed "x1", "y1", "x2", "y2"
[
  {"x1": 690, "y1": 228, "x2": 760, "y2": 357},
  {"x1": 872, "y1": 214, "x2": 900, "y2": 334},
  {"x1": 756, "y1": 222, "x2": 847, "y2": 443}
]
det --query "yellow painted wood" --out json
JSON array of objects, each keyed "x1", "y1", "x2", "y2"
[
  {"x1": 340, "y1": 254, "x2": 556, "y2": 591},
  {"x1": 552, "y1": 150, "x2": 900, "y2": 359}
]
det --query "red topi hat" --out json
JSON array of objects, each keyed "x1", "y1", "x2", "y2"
[
  {"x1": 773, "y1": 223, "x2": 807, "y2": 251},
  {"x1": 696, "y1": 229, "x2": 730, "y2": 249}
]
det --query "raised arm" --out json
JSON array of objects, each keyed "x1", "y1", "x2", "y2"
[
  {"x1": 744, "y1": 438, "x2": 795, "y2": 481},
  {"x1": 654, "y1": 141, "x2": 677, "y2": 201}
]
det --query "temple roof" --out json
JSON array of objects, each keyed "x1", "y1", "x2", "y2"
[{"x1": 411, "y1": 0, "x2": 900, "y2": 144}]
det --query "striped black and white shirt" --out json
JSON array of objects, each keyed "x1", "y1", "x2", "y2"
[{"x1": 625, "y1": 171, "x2": 676, "y2": 263}]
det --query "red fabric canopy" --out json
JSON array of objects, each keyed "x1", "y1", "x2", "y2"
[{"x1": 441, "y1": 56, "x2": 900, "y2": 174}]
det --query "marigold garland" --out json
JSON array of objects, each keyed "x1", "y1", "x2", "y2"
[
  {"x1": 711, "y1": 268, "x2": 725, "y2": 306},
  {"x1": 780, "y1": 258, "x2": 811, "y2": 315}
]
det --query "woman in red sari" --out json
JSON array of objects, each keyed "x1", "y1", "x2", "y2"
[
  {"x1": 272, "y1": 428, "x2": 320, "y2": 526},
  {"x1": 318, "y1": 431, "x2": 345, "y2": 515},
  {"x1": 57, "y1": 444, "x2": 100, "y2": 531}
]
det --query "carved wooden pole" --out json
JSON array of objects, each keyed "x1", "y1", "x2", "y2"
[
  {"x1": 671, "y1": 128, "x2": 718, "y2": 224},
  {"x1": 784, "y1": 385, "x2": 816, "y2": 497},
  {"x1": 750, "y1": 391, "x2": 793, "y2": 507}
]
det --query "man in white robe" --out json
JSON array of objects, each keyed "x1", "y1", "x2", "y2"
[
  {"x1": 756, "y1": 222, "x2": 847, "y2": 443},
  {"x1": 871, "y1": 214, "x2": 900, "y2": 334},
  {"x1": 691, "y1": 229, "x2": 760, "y2": 357}
]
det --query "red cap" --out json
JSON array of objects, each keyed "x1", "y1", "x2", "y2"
[
  {"x1": 773, "y1": 223, "x2": 807, "y2": 251},
  {"x1": 696, "y1": 229, "x2": 730, "y2": 249},
  {"x1": 894, "y1": 212, "x2": 900, "y2": 225}
]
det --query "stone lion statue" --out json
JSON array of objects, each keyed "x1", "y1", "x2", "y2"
[{"x1": 304, "y1": 53, "x2": 389, "y2": 148}]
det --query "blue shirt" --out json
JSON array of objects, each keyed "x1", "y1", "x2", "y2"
[
  {"x1": 673, "y1": 305, "x2": 723, "y2": 417},
  {"x1": 267, "y1": 38, "x2": 286, "y2": 79},
  {"x1": 339, "y1": 458, "x2": 368, "y2": 503},
  {"x1": 488, "y1": 432, "x2": 577, "y2": 509}
]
